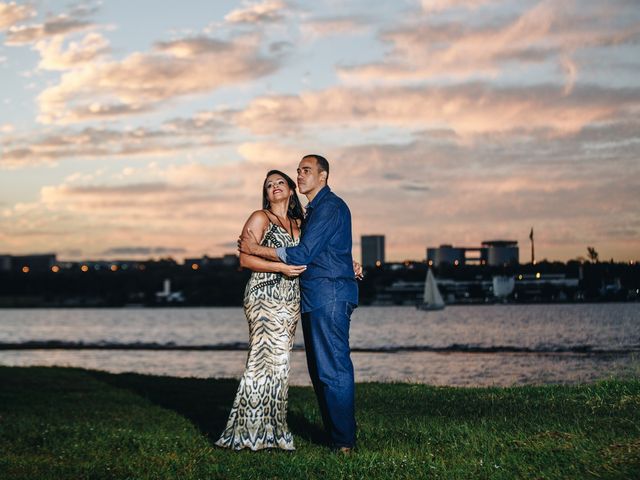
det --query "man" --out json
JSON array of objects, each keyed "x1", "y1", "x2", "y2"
[{"x1": 239, "y1": 154, "x2": 359, "y2": 452}]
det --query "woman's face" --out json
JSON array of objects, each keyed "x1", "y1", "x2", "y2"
[{"x1": 264, "y1": 174, "x2": 291, "y2": 205}]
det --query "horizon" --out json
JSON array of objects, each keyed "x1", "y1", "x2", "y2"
[{"x1": 1, "y1": 1, "x2": 639, "y2": 263}]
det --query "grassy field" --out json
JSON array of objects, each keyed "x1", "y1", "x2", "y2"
[{"x1": 0, "y1": 366, "x2": 638, "y2": 479}]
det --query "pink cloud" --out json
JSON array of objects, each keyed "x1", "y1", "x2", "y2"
[
  {"x1": 0, "y1": 1, "x2": 35, "y2": 30},
  {"x1": 36, "y1": 32, "x2": 110, "y2": 70},
  {"x1": 224, "y1": 1, "x2": 288, "y2": 24},
  {"x1": 340, "y1": 1, "x2": 640, "y2": 83},
  {"x1": 36, "y1": 35, "x2": 280, "y2": 124},
  {"x1": 235, "y1": 83, "x2": 637, "y2": 136}
]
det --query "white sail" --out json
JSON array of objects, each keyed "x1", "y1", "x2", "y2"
[{"x1": 419, "y1": 269, "x2": 445, "y2": 310}]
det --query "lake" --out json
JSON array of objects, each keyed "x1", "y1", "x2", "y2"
[{"x1": 0, "y1": 304, "x2": 638, "y2": 386}]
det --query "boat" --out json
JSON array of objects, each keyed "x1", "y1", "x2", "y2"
[
  {"x1": 492, "y1": 275, "x2": 515, "y2": 300},
  {"x1": 417, "y1": 268, "x2": 446, "y2": 310}
]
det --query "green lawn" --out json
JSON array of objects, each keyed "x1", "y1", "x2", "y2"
[{"x1": 0, "y1": 366, "x2": 638, "y2": 479}]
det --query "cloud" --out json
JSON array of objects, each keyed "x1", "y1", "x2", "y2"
[
  {"x1": 236, "y1": 141, "x2": 305, "y2": 169},
  {"x1": 224, "y1": 1, "x2": 287, "y2": 24},
  {"x1": 302, "y1": 15, "x2": 370, "y2": 36},
  {"x1": 36, "y1": 32, "x2": 110, "y2": 70},
  {"x1": 0, "y1": 125, "x2": 208, "y2": 168},
  {"x1": 340, "y1": 1, "x2": 640, "y2": 83},
  {"x1": 0, "y1": 141, "x2": 308, "y2": 259},
  {"x1": 2, "y1": 121, "x2": 639, "y2": 262},
  {"x1": 25, "y1": 164, "x2": 263, "y2": 258},
  {"x1": 0, "y1": 1, "x2": 35, "y2": 30},
  {"x1": 325, "y1": 129, "x2": 640, "y2": 261},
  {"x1": 1, "y1": 105, "x2": 239, "y2": 169},
  {"x1": 5, "y1": 13, "x2": 93, "y2": 45},
  {"x1": 36, "y1": 34, "x2": 280, "y2": 123},
  {"x1": 421, "y1": 0, "x2": 494, "y2": 13},
  {"x1": 235, "y1": 83, "x2": 640, "y2": 136}
]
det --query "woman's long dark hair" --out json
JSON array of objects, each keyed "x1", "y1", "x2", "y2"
[{"x1": 262, "y1": 169, "x2": 304, "y2": 221}]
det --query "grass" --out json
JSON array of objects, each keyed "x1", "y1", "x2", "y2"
[{"x1": 0, "y1": 366, "x2": 639, "y2": 479}]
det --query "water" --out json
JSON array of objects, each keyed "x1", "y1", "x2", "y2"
[{"x1": 0, "y1": 304, "x2": 638, "y2": 386}]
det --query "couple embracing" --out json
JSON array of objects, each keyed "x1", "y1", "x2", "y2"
[{"x1": 215, "y1": 154, "x2": 362, "y2": 453}]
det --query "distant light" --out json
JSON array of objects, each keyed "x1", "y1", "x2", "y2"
[
  {"x1": 51, "y1": 265, "x2": 60, "y2": 273},
  {"x1": 22, "y1": 266, "x2": 29, "y2": 273},
  {"x1": 110, "y1": 264, "x2": 118, "y2": 272},
  {"x1": 518, "y1": 274, "x2": 523, "y2": 280},
  {"x1": 375, "y1": 260, "x2": 381, "y2": 267},
  {"x1": 535, "y1": 272, "x2": 541, "y2": 279},
  {"x1": 428, "y1": 260, "x2": 433, "y2": 266},
  {"x1": 454, "y1": 260, "x2": 459, "y2": 266},
  {"x1": 81, "y1": 265, "x2": 89, "y2": 272},
  {"x1": 191, "y1": 263, "x2": 199, "y2": 270}
]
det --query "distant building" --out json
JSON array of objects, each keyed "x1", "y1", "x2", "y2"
[
  {"x1": 11, "y1": 253, "x2": 57, "y2": 272},
  {"x1": 426, "y1": 245, "x2": 466, "y2": 267},
  {"x1": 185, "y1": 254, "x2": 239, "y2": 269},
  {"x1": 0, "y1": 255, "x2": 11, "y2": 272},
  {"x1": 222, "y1": 254, "x2": 239, "y2": 267},
  {"x1": 427, "y1": 240, "x2": 519, "y2": 267},
  {"x1": 361, "y1": 235, "x2": 385, "y2": 267},
  {"x1": 482, "y1": 240, "x2": 519, "y2": 267}
]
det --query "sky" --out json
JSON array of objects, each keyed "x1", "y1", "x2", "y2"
[{"x1": 0, "y1": 0, "x2": 639, "y2": 263}]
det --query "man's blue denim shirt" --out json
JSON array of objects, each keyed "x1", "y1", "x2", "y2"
[{"x1": 277, "y1": 186, "x2": 358, "y2": 313}]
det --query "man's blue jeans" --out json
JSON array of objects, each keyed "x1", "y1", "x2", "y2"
[{"x1": 301, "y1": 301, "x2": 356, "y2": 448}]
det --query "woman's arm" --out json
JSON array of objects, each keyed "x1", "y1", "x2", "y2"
[{"x1": 239, "y1": 211, "x2": 306, "y2": 276}]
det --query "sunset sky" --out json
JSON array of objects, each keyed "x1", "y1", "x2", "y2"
[{"x1": 1, "y1": 0, "x2": 639, "y2": 263}]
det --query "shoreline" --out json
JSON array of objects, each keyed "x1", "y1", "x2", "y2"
[
  {"x1": 0, "y1": 299, "x2": 638, "y2": 308},
  {"x1": 1, "y1": 339, "x2": 638, "y2": 355}
]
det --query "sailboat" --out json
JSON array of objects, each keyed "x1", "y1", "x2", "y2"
[{"x1": 417, "y1": 268, "x2": 446, "y2": 311}]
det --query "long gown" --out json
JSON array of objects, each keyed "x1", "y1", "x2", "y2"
[{"x1": 215, "y1": 222, "x2": 300, "y2": 450}]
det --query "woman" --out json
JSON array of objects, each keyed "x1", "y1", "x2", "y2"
[{"x1": 215, "y1": 170, "x2": 306, "y2": 451}]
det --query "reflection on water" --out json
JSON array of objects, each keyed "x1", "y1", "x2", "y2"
[{"x1": 0, "y1": 304, "x2": 638, "y2": 386}]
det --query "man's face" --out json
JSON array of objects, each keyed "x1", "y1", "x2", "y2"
[{"x1": 296, "y1": 156, "x2": 325, "y2": 195}]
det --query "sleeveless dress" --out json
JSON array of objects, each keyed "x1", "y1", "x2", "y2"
[{"x1": 215, "y1": 222, "x2": 300, "y2": 450}]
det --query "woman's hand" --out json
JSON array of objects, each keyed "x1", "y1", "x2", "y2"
[
  {"x1": 238, "y1": 228, "x2": 259, "y2": 255},
  {"x1": 353, "y1": 260, "x2": 364, "y2": 280},
  {"x1": 279, "y1": 264, "x2": 307, "y2": 277}
]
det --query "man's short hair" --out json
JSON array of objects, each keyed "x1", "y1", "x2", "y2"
[{"x1": 303, "y1": 154, "x2": 329, "y2": 180}]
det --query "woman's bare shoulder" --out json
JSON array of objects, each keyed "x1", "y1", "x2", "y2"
[{"x1": 244, "y1": 210, "x2": 270, "y2": 228}]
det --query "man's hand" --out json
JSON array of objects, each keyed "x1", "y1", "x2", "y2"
[
  {"x1": 238, "y1": 228, "x2": 258, "y2": 255},
  {"x1": 353, "y1": 260, "x2": 364, "y2": 280},
  {"x1": 279, "y1": 264, "x2": 307, "y2": 277}
]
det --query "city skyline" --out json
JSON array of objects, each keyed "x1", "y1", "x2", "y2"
[{"x1": 1, "y1": 1, "x2": 639, "y2": 263}]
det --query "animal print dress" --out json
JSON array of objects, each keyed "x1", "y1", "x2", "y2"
[{"x1": 215, "y1": 222, "x2": 300, "y2": 450}]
